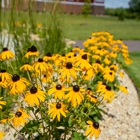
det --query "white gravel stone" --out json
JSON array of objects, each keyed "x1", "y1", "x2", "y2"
[{"x1": 97, "y1": 70, "x2": 140, "y2": 140}]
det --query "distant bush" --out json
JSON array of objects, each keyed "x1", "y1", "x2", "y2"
[{"x1": 105, "y1": 7, "x2": 140, "y2": 19}]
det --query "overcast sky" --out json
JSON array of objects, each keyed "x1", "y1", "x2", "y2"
[{"x1": 105, "y1": 0, "x2": 130, "y2": 8}]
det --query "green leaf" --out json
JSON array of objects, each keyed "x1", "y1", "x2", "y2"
[
  {"x1": 20, "y1": 120, "x2": 40, "y2": 133},
  {"x1": 71, "y1": 132, "x2": 88, "y2": 140}
]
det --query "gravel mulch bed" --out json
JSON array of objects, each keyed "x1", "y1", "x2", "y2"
[{"x1": 97, "y1": 70, "x2": 140, "y2": 140}]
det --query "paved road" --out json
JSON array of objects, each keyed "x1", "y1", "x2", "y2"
[{"x1": 74, "y1": 40, "x2": 140, "y2": 52}]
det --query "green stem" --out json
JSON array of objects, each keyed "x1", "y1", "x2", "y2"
[
  {"x1": 9, "y1": 61, "x2": 15, "y2": 74},
  {"x1": 64, "y1": 126, "x2": 67, "y2": 140}
]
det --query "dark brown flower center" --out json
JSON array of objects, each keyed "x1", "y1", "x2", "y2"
[
  {"x1": 96, "y1": 60, "x2": 101, "y2": 64},
  {"x1": 91, "y1": 95, "x2": 97, "y2": 99},
  {"x1": 12, "y1": 74, "x2": 20, "y2": 82},
  {"x1": 56, "y1": 84, "x2": 62, "y2": 90},
  {"x1": 109, "y1": 72, "x2": 112, "y2": 75},
  {"x1": 73, "y1": 85, "x2": 80, "y2": 92},
  {"x1": 46, "y1": 52, "x2": 52, "y2": 57},
  {"x1": 30, "y1": 45, "x2": 37, "y2": 52},
  {"x1": 15, "y1": 111, "x2": 22, "y2": 117},
  {"x1": 62, "y1": 54, "x2": 65, "y2": 56},
  {"x1": 93, "y1": 122, "x2": 99, "y2": 129},
  {"x1": 25, "y1": 62, "x2": 29, "y2": 65},
  {"x1": 38, "y1": 58, "x2": 43, "y2": 62},
  {"x1": 3, "y1": 48, "x2": 8, "y2": 51},
  {"x1": 110, "y1": 68, "x2": 114, "y2": 70},
  {"x1": 66, "y1": 62, "x2": 72, "y2": 69},
  {"x1": 56, "y1": 103, "x2": 61, "y2": 109},
  {"x1": 87, "y1": 88, "x2": 91, "y2": 91},
  {"x1": 106, "y1": 85, "x2": 111, "y2": 91},
  {"x1": 102, "y1": 82, "x2": 106, "y2": 85},
  {"x1": 82, "y1": 54, "x2": 87, "y2": 60},
  {"x1": 0, "y1": 78, "x2": 2, "y2": 82},
  {"x1": 27, "y1": 48, "x2": 31, "y2": 52},
  {"x1": 0, "y1": 69, "x2": 6, "y2": 73},
  {"x1": 30, "y1": 86, "x2": 38, "y2": 94}
]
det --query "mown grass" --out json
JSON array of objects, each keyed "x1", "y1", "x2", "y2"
[
  {"x1": 1, "y1": 12, "x2": 140, "y2": 40},
  {"x1": 122, "y1": 51, "x2": 140, "y2": 99},
  {"x1": 63, "y1": 14, "x2": 140, "y2": 40}
]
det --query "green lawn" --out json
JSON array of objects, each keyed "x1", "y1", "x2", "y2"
[
  {"x1": 63, "y1": 14, "x2": 140, "y2": 40},
  {"x1": 122, "y1": 51, "x2": 140, "y2": 99},
  {"x1": 1, "y1": 12, "x2": 140, "y2": 40}
]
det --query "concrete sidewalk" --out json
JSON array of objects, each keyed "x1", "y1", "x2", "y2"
[{"x1": 74, "y1": 40, "x2": 140, "y2": 52}]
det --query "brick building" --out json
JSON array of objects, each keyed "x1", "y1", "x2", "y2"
[{"x1": 1, "y1": 0, "x2": 105, "y2": 15}]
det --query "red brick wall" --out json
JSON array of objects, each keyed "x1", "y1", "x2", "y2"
[{"x1": 2, "y1": 0, "x2": 105, "y2": 15}]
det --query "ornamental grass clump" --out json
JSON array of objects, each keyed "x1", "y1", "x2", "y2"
[{"x1": 0, "y1": 31, "x2": 132, "y2": 140}]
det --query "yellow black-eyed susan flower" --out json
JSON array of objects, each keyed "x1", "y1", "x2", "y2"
[
  {"x1": 95, "y1": 48, "x2": 108, "y2": 56},
  {"x1": 119, "y1": 71, "x2": 124, "y2": 78},
  {"x1": 110, "y1": 64, "x2": 118, "y2": 72},
  {"x1": 0, "y1": 97, "x2": 6, "y2": 109},
  {"x1": 72, "y1": 46, "x2": 83, "y2": 54},
  {"x1": 66, "y1": 50, "x2": 75, "y2": 58},
  {"x1": 65, "y1": 85, "x2": 85, "y2": 107},
  {"x1": 24, "y1": 45, "x2": 39, "y2": 58},
  {"x1": 96, "y1": 81, "x2": 106, "y2": 90},
  {"x1": 104, "y1": 57, "x2": 111, "y2": 65},
  {"x1": 43, "y1": 52, "x2": 53, "y2": 61},
  {"x1": 20, "y1": 62, "x2": 33, "y2": 71},
  {"x1": 11, "y1": 108, "x2": 30, "y2": 127},
  {"x1": 76, "y1": 54, "x2": 91, "y2": 70},
  {"x1": 97, "y1": 84, "x2": 115, "y2": 102},
  {"x1": 92, "y1": 61, "x2": 103, "y2": 74},
  {"x1": 24, "y1": 86, "x2": 45, "y2": 106},
  {"x1": 86, "y1": 88, "x2": 97, "y2": 103},
  {"x1": 0, "y1": 48, "x2": 14, "y2": 60},
  {"x1": 33, "y1": 58, "x2": 48, "y2": 74},
  {"x1": 48, "y1": 83, "x2": 66, "y2": 99},
  {"x1": 85, "y1": 120, "x2": 101, "y2": 139},
  {"x1": 59, "y1": 62, "x2": 80, "y2": 82},
  {"x1": 0, "y1": 77, "x2": 7, "y2": 88},
  {"x1": 103, "y1": 67, "x2": 115, "y2": 82},
  {"x1": 42, "y1": 74, "x2": 51, "y2": 83},
  {"x1": 48, "y1": 102, "x2": 67, "y2": 121},
  {"x1": 110, "y1": 51, "x2": 117, "y2": 58},
  {"x1": 8, "y1": 74, "x2": 30, "y2": 94},
  {"x1": 118, "y1": 85, "x2": 128, "y2": 94},
  {"x1": 0, "y1": 117, "x2": 12, "y2": 124},
  {"x1": 125, "y1": 58, "x2": 133, "y2": 65},
  {"x1": 83, "y1": 67, "x2": 95, "y2": 80},
  {"x1": 92, "y1": 55, "x2": 101, "y2": 61},
  {"x1": 0, "y1": 69, "x2": 11, "y2": 81}
]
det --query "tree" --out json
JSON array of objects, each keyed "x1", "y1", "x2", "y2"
[
  {"x1": 82, "y1": 0, "x2": 92, "y2": 19},
  {"x1": 129, "y1": 0, "x2": 140, "y2": 13}
]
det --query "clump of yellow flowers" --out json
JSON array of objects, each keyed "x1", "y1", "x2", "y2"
[{"x1": 0, "y1": 31, "x2": 132, "y2": 140}]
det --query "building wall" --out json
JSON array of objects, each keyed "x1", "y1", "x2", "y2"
[{"x1": 1, "y1": 0, "x2": 105, "y2": 15}]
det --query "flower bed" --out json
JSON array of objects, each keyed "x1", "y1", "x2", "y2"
[{"x1": 0, "y1": 31, "x2": 132, "y2": 140}]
